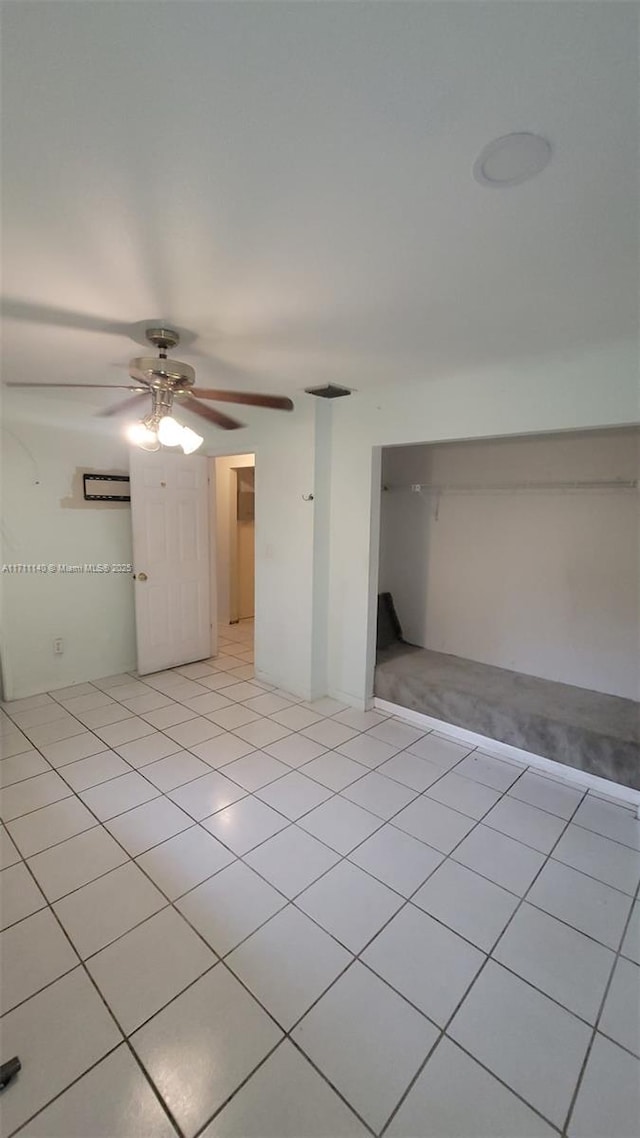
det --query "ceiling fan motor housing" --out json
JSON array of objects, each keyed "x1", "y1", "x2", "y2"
[
  {"x1": 130, "y1": 357, "x2": 196, "y2": 388},
  {"x1": 129, "y1": 326, "x2": 196, "y2": 391}
]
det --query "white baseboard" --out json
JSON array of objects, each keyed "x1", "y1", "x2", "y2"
[
  {"x1": 329, "y1": 689, "x2": 368, "y2": 712},
  {"x1": 254, "y1": 670, "x2": 311, "y2": 701},
  {"x1": 374, "y1": 697, "x2": 640, "y2": 815}
]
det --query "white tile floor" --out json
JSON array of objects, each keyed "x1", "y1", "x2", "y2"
[{"x1": 1, "y1": 618, "x2": 639, "y2": 1137}]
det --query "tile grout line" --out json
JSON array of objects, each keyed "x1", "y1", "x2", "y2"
[
  {"x1": 6, "y1": 1041, "x2": 130, "y2": 1138},
  {"x1": 3, "y1": 737, "x2": 633, "y2": 996},
  {"x1": 3, "y1": 706, "x2": 636, "y2": 998},
  {"x1": 1, "y1": 681, "x2": 280, "y2": 1135},
  {"x1": 6, "y1": 727, "x2": 636, "y2": 890},
  {"x1": 6, "y1": 851, "x2": 188, "y2": 1138},
  {"x1": 377, "y1": 776, "x2": 588, "y2": 1137},
  {"x1": 1, "y1": 701, "x2": 499, "y2": 1134},
  {"x1": 3, "y1": 693, "x2": 375, "y2": 1136},
  {"x1": 3, "y1": 708, "x2": 635, "y2": 956},
  {"x1": 194, "y1": 1029, "x2": 379, "y2": 1138},
  {"x1": 0, "y1": 680, "x2": 321, "y2": 1137},
  {"x1": 4, "y1": 680, "x2": 448, "y2": 862},
  {"x1": 559, "y1": 870, "x2": 640, "y2": 1136},
  {"x1": 6, "y1": 710, "x2": 637, "y2": 1138},
  {"x1": 7, "y1": 675, "x2": 638, "y2": 851},
  {"x1": 3, "y1": 660, "x2": 638, "y2": 1137},
  {"x1": 205, "y1": 765, "x2": 582, "y2": 1134},
  {"x1": 201, "y1": 757, "x2": 586, "y2": 1137}
]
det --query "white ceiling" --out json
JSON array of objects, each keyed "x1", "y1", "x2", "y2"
[{"x1": 2, "y1": 1, "x2": 638, "y2": 412}]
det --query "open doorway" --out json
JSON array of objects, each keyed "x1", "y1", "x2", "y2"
[
  {"x1": 212, "y1": 453, "x2": 255, "y2": 662},
  {"x1": 373, "y1": 427, "x2": 640, "y2": 788}
]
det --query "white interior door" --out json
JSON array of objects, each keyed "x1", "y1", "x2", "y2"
[{"x1": 129, "y1": 449, "x2": 211, "y2": 675}]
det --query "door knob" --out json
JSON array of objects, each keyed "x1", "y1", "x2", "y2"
[{"x1": 137, "y1": 571, "x2": 148, "y2": 582}]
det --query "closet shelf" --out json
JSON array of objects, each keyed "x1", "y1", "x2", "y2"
[{"x1": 385, "y1": 479, "x2": 638, "y2": 494}]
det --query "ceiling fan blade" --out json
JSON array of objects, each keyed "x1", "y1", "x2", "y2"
[
  {"x1": 180, "y1": 395, "x2": 244, "y2": 431},
  {"x1": 6, "y1": 382, "x2": 148, "y2": 390},
  {"x1": 191, "y1": 388, "x2": 294, "y2": 411},
  {"x1": 97, "y1": 394, "x2": 150, "y2": 418},
  {"x1": 2, "y1": 299, "x2": 132, "y2": 337}
]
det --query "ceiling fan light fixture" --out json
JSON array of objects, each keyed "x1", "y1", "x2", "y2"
[
  {"x1": 140, "y1": 435, "x2": 161, "y2": 452},
  {"x1": 157, "y1": 415, "x2": 184, "y2": 447},
  {"x1": 127, "y1": 414, "x2": 204, "y2": 455},
  {"x1": 126, "y1": 421, "x2": 160, "y2": 451},
  {"x1": 12, "y1": 320, "x2": 292, "y2": 437},
  {"x1": 181, "y1": 425, "x2": 204, "y2": 454}
]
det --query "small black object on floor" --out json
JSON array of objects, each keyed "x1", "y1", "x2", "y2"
[
  {"x1": 376, "y1": 592, "x2": 405, "y2": 653},
  {"x1": 0, "y1": 1057, "x2": 21, "y2": 1090}
]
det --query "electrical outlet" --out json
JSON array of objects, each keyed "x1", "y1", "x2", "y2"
[{"x1": 53, "y1": 638, "x2": 64, "y2": 655}]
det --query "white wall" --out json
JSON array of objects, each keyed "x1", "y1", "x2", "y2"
[
  {"x1": 1, "y1": 404, "x2": 136, "y2": 698},
  {"x1": 379, "y1": 431, "x2": 639, "y2": 700},
  {"x1": 252, "y1": 403, "x2": 319, "y2": 699},
  {"x1": 326, "y1": 337, "x2": 640, "y2": 707},
  {"x1": 1, "y1": 392, "x2": 323, "y2": 702},
  {"x1": 310, "y1": 400, "x2": 332, "y2": 697}
]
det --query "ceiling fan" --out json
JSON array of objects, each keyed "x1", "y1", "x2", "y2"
[{"x1": 6, "y1": 324, "x2": 294, "y2": 454}]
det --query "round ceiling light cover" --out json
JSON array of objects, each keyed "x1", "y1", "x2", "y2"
[{"x1": 473, "y1": 132, "x2": 551, "y2": 187}]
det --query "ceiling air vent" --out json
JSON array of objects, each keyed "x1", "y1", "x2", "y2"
[{"x1": 305, "y1": 384, "x2": 352, "y2": 399}]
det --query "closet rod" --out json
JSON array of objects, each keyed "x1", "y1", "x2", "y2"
[{"x1": 386, "y1": 479, "x2": 638, "y2": 493}]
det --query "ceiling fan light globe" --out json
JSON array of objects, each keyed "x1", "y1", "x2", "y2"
[
  {"x1": 181, "y1": 426, "x2": 204, "y2": 454},
  {"x1": 157, "y1": 415, "x2": 184, "y2": 446},
  {"x1": 140, "y1": 435, "x2": 161, "y2": 452},
  {"x1": 126, "y1": 421, "x2": 159, "y2": 450}
]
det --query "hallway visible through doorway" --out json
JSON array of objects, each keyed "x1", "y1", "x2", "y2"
[
  {"x1": 217, "y1": 618, "x2": 255, "y2": 678},
  {"x1": 213, "y1": 454, "x2": 255, "y2": 637},
  {"x1": 234, "y1": 467, "x2": 255, "y2": 624}
]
